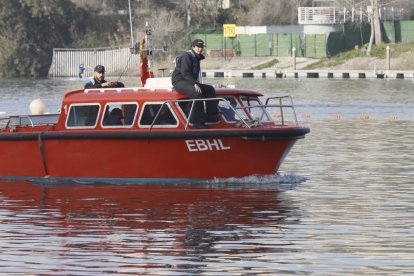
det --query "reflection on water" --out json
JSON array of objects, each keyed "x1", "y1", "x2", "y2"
[
  {"x1": 0, "y1": 78, "x2": 413, "y2": 274},
  {"x1": 0, "y1": 181, "x2": 299, "y2": 275}
]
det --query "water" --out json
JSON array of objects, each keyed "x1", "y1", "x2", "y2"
[{"x1": 0, "y1": 77, "x2": 413, "y2": 275}]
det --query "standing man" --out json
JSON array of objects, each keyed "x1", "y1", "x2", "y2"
[
  {"x1": 172, "y1": 39, "x2": 220, "y2": 129},
  {"x1": 78, "y1": 63, "x2": 86, "y2": 78},
  {"x1": 84, "y1": 65, "x2": 124, "y2": 89}
]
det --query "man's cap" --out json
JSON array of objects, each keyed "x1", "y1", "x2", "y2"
[
  {"x1": 191, "y1": 39, "x2": 205, "y2": 48},
  {"x1": 94, "y1": 65, "x2": 105, "y2": 73}
]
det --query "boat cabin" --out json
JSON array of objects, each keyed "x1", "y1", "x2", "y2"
[{"x1": 1, "y1": 85, "x2": 300, "y2": 132}]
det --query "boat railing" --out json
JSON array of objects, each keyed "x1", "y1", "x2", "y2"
[
  {"x1": 150, "y1": 96, "x2": 300, "y2": 129},
  {"x1": 7, "y1": 114, "x2": 60, "y2": 129},
  {"x1": 0, "y1": 117, "x2": 9, "y2": 130},
  {"x1": 226, "y1": 96, "x2": 298, "y2": 126},
  {"x1": 151, "y1": 98, "x2": 251, "y2": 130},
  {"x1": 264, "y1": 96, "x2": 299, "y2": 126}
]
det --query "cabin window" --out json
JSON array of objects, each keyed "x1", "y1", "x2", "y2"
[
  {"x1": 102, "y1": 103, "x2": 138, "y2": 127},
  {"x1": 240, "y1": 96, "x2": 271, "y2": 121},
  {"x1": 138, "y1": 102, "x2": 178, "y2": 128},
  {"x1": 218, "y1": 96, "x2": 247, "y2": 122},
  {"x1": 177, "y1": 101, "x2": 192, "y2": 119},
  {"x1": 66, "y1": 104, "x2": 100, "y2": 128}
]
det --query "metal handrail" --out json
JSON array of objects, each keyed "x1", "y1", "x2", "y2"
[
  {"x1": 148, "y1": 96, "x2": 300, "y2": 130},
  {"x1": 150, "y1": 97, "x2": 251, "y2": 130},
  {"x1": 265, "y1": 96, "x2": 299, "y2": 126},
  {"x1": 18, "y1": 115, "x2": 35, "y2": 128},
  {"x1": 236, "y1": 104, "x2": 298, "y2": 126},
  {"x1": 0, "y1": 117, "x2": 9, "y2": 130}
]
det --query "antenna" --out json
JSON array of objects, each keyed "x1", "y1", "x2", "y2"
[{"x1": 145, "y1": 21, "x2": 153, "y2": 73}]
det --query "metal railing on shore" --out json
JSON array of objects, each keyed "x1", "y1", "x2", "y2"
[
  {"x1": 48, "y1": 46, "x2": 139, "y2": 78},
  {"x1": 298, "y1": 6, "x2": 406, "y2": 25}
]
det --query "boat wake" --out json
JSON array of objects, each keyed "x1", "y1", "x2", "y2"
[
  {"x1": 204, "y1": 172, "x2": 308, "y2": 191},
  {"x1": 22, "y1": 172, "x2": 308, "y2": 190}
]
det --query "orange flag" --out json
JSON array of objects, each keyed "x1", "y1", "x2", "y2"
[{"x1": 140, "y1": 38, "x2": 154, "y2": 86}]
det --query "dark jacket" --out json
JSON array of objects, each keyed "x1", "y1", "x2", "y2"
[
  {"x1": 84, "y1": 78, "x2": 124, "y2": 89},
  {"x1": 171, "y1": 50, "x2": 205, "y2": 86}
]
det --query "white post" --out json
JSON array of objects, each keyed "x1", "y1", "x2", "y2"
[
  {"x1": 292, "y1": 47, "x2": 296, "y2": 70},
  {"x1": 343, "y1": 7, "x2": 346, "y2": 23},
  {"x1": 386, "y1": 45, "x2": 391, "y2": 71}
]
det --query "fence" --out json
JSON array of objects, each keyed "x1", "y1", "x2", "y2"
[
  {"x1": 298, "y1": 7, "x2": 344, "y2": 25},
  {"x1": 48, "y1": 46, "x2": 139, "y2": 77},
  {"x1": 191, "y1": 33, "x2": 303, "y2": 58},
  {"x1": 298, "y1": 6, "x2": 406, "y2": 25}
]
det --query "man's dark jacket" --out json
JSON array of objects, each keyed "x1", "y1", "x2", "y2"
[
  {"x1": 172, "y1": 50, "x2": 205, "y2": 86},
  {"x1": 84, "y1": 79, "x2": 124, "y2": 89}
]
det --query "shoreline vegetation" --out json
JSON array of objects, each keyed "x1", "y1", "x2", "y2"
[{"x1": 2, "y1": 1, "x2": 414, "y2": 78}]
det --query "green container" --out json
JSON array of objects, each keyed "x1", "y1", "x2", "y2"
[
  {"x1": 343, "y1": 23, "x2": 370, "y2": 49},
  {"x1": 292, "y1": 33, "x2": 303, "y2": 57},
  {"x1": 255, "y1": 34, "x2": 270, "y2": 56},
  {"x1": 326, "y1": 32, "x2": 344, "y2": 56},
  {"x1": 382, "y1": 21, "x2": 396, "y2": 43},
  {"x1": 271, "y1": 33, "x2": 303, "y2": 57},
  {"x1": 305, "y1": 34, "x2": 327, "y2": 58},
  {"x1": 274, "y1": 34, "x2": 291, "y2": 57},
  {"x1": 237, "y1": 34, "x2": 256, "y2": 57},
  {"x1": 399, "y1": 21, "x2": 414, "y2": 43}
]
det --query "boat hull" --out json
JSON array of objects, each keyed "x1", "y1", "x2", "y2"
[{"x1": 0, "y1": 128, "x2": 307, "y2": 182}]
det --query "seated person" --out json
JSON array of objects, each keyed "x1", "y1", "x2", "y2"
[
  {"x1": 106, "y1": 108, "x2": 124, "y2": 126},
  {"x1": 84, "y1": 65, "x2": 124, "y2": 89},
  {"x1": 171, "y1": 39, "x2": 220, "y2": 129}
]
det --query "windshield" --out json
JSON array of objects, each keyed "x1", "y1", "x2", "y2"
[{"x1": 240, "y1": 96, "x2": 271, "y2": 121}]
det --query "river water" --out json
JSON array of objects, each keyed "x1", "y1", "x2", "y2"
[{"x1": 0, "y1": 77, "x2": 413, "y2": 275}]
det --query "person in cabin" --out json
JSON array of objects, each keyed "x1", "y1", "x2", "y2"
[
  {"x1": 107, "y1": 108, "x2": 124, "y2": 126},
  {"x1": 84, "y1": 65, "x2": 124, "y2": 89},
  {"x1": 78, "y1": 63, "x2": 86, "y2": 78},
  {"x1": 171, "y1": 39, "x2": 220, "y2": 129}
]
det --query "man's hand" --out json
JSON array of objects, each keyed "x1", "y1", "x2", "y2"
[
  {"x1": 102, "y1": 82, "x2": 117, "y2": 88},
  {"x1": 194, "y1": 84, "x2": 202, "y2": 95}
]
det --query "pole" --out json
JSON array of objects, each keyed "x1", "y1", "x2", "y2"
[
  {"x1": 224, "y1": 37, "x2": 227, "y2": 60},
  {"x1": 128, "y1": 0, "x2": 134, "y2": 48},
  {"x1": 386, "y1": 45, "x2": 391, "y2": 71},
  {"x1": 145, "y1": 22, "x2": 153, "y2": 75},
  {"x1": 292, "y1": 47, "x2": 296, "y2": 70}
]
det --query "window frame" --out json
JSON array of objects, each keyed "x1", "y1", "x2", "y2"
[
  {"x1": 217, "y1": 96, "x2": 249, "y2": 123},
  {"x1": 101, "y1": 102, "x2": 139, "y2": 129},
  {"x1": 240, "y1": 95, "x2": 272, "y2": 122},
  {"x1": 65, "y1": 103, "x2": 101, "y2": 129},
  {"x1": 138, "y1": 101, "x2": 179, "y2": 128}
]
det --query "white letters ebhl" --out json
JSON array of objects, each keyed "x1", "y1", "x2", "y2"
[{"x1": 185, "y1": 139, "x2": 231, "y2": 152}]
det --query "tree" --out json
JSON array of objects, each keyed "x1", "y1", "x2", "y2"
[
  {"x1": 336, "y1": 0, "x2": 410, "y2": 55},
  {"x1": 364, "y1": 0, "x2": 382, "y2": 55},
  {"x1": 0, "y1": 0, "x2": 90, "y2": 77}
]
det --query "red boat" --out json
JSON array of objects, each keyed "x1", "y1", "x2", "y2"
[{"x1": 0, "y1": 78, "x2": 309, "y2": 183}]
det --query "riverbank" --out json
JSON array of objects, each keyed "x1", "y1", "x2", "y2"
[
  {"x1": 201, "y1": 50, "x2": 414, "y2": 71},
  {"x1": 135, "y1": 46, "x2": 414, "y2": 78},
  {"x1": 200, "y1": 42, "x2": 414, "y2": 72}
]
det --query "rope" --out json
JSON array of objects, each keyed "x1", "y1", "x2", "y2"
[{"x1": 116, "y1": 53, "x2": 135, "y2": 82}]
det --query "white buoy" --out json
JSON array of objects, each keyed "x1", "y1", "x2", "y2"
[{"x1": 29, "y1": 99, "x2": 45, "y2": 115}]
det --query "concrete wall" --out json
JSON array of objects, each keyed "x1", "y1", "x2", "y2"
[{"x1": 236, "y1": 25, "x2": 303, "y2": 35}]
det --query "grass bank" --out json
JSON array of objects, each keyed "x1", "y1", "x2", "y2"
[
  {"x1": 304, "y1": 43, "x2": 414, "y2": 70},
  {"x1": 251, "y1": 58, "x2": 279, "y2": 70}
]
